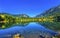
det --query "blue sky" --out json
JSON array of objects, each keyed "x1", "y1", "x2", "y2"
[{"x1": 0, "y1": 0, "x2": 60, "y2": 17}]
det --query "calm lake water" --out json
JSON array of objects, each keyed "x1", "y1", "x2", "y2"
[{"x1": 0, "y1": 23, "x2": 58, "y2": 38}]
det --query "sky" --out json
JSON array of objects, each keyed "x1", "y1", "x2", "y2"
[{"x1": 0, "y1": 0, "x2": 60, "y2": 17}]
